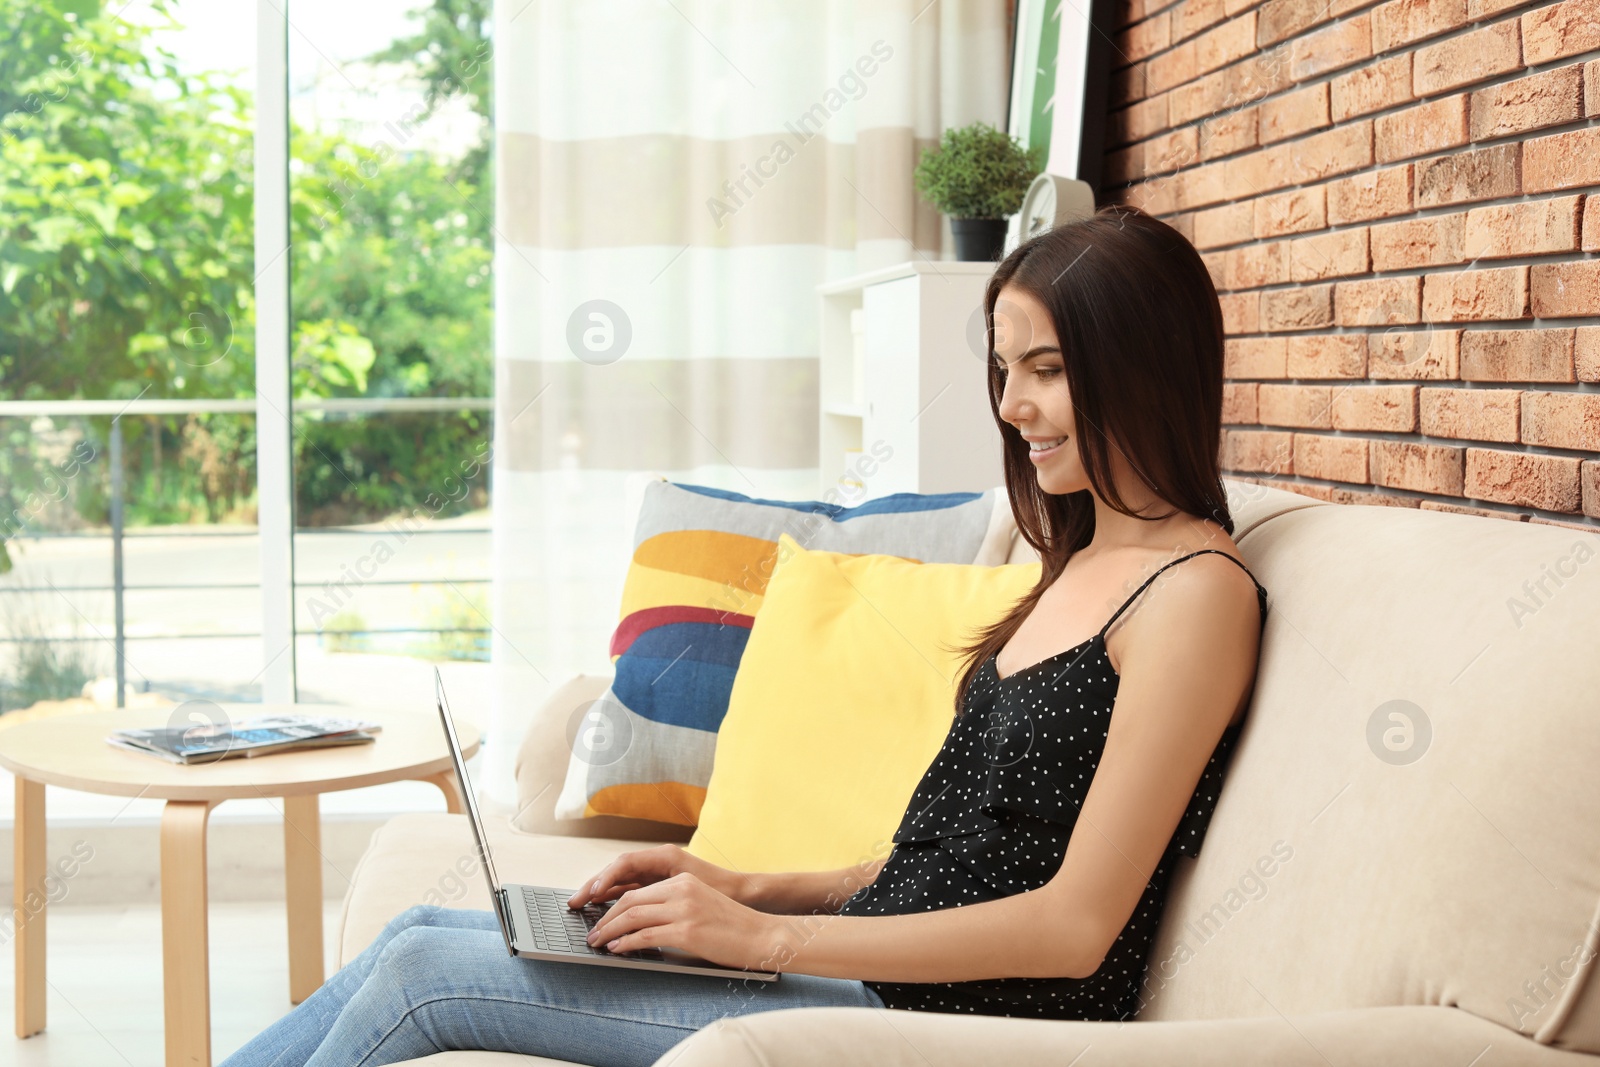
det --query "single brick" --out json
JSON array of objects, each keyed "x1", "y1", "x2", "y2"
[
  {"x1": 1111, "y1": 97, "x2": 1170, "y2": 146},
  {"x1": 1225, "y1": 240, "x2": 1293, "y2": 288},
  {"x1": 1293, "y1": 433, "x2": 1370, "y2": 482},
  {"x1": 1415, "y1": 143, "x2": 1520, "y2": 207},
  {"x1": 1259, "y1": 383, "x2": 1335, "y2": 426},
  {"x1": 1469, "y1": 63, "x2": 1585, "y2": 141},
  {"x1": 1530, "y1": 260, "x2": 1600, "y2": 317},
  {"x1": 1281, "y1": 480, "x2": 1337, "y2": 500},
  {"x1": 1370, "y1": 213, "x2": 1467, "y2": 270},
  {"x1": 1422, "y1": 265, "x2": 1531, "y2": 321},
  {"x1": 1521, "y1": 0, "x2": 1600, "y2": 65},
  {"x1": 1369, "y1": 327, "x2": 1462, "y2": 379},
  {"x1": 1585, "y1": 193, "x2": 1600, "y2": 252},
  {"x1": 1145, "y1": 127, "x2": 1202, "y2": 174},
  {"x1": 1119, "y1": 14, "x2": 1173, "y2": 64},
  {"x1": 1290, "y1": 228, "x2": 1370, "y2": 281},
  {"x1": 1223, "y1": 381, "x2": 1260, "y2": 422},
  {"x1": 1219, "y1": 291, "x2": 1262, "y2": 333},
  {"x1": 1372, "y1": 0, "x2": 1471, "y2": 52},
  {"x1": 1328, "y1": 486, "x2": 1423, "y2": 507},
  {"x1": 1334, "y1": 275, "x2": 1422, "y2": 326},
  {"x1": 1522, "y1": 391, "x2": 1600, "y2": 451},
  {"x1": 1199, "y1": 107, "x2": 1259, "y2": 160},
  {"x1": 1194, "y1": 13, "x2": 1259, "y2": 78},
  {"x1": 1107, "y1": 145, "x2": 1144, "y2": 185},
  {"x1": 1202, "y1": 250, "x2": 1229, "y2": 290},
  {"x1": 1332, "y1": 53, "x2": 1414, "y2": 121},
  {"x1": 1223, "y1": 428, "x2": 1296, "y2": 472},
  {"x1": 1419, "y1": 499, "x2": 1526, "y2": 519},
  {"x1": 1331, "y1": 383, "x2": 1419, "y2": 430},
  {"x1": 1463, "y1": 195, "x2": 1582, "y2": 259},
  {"x1": 1111, "y1": 62, "x2": 1147, "y2": 108},
  {"x1": 1523, "y1": 126, "x2": 1600, "y2": 193},
  {"x1": 1414, "y1": 20, "x2": 1522, "y2": 97},
  {"x1": 1288, "y1": 334, "x2": 1369, "y2": 377},
  {"x1": 1228, "y1": 43, "x2": 1297, "y2": 103},
  {"x1": 1256, "y1": 187, "x2": 1328, "y2": 237},
  {"x1": 1174, "y1": 0, "x2": 1230, "y2": 43},
  {"x1": 1170, "y1": 71, "x2": 1231, "y2": 125},
  {"x1": 1290, "y1": 122, "x2": 1375, "y2": 184},
  {"x1": 1226, "y1": 336, "x2": 1290, "y2": 376},
  {"x1": 1461, "y1": 328, "x2": 1576, "y2": 382},
  {"x1": 1177, "y1": 159, "x2": 1232, "y2": 210},
  {"x1": 1371, "y1": 440, "x2": 1466, "y2": 495},
  {"x1": 1468, "y1": 0, "x2": 1544, "y2": 19},
  {"x1": 1526, "y1": 514, "x2": 1600, "y2": 530},
  {"x1": 1260, "y1": 82, "x2": 1331, "y2": 143},
  {"x1": 1327, "y1": 163, "x2": 1414, "y2": 224},
  {"x1": 1261, "y1": 285, "x2": 1336, "y2": 330},
  {"x1": 1375, "y1": 94, "x2": 1469, "y2": 163},
  {"x1": 1465, "y1": 448, "x2": 1583, "y2": 510},
  {"x1": 1589, "y1": 59, "x2": 1600, "y2": 116},
  {"x1": 1583, "y1": 459, "x2": 1600, "y2": 518},
  {"x1": 1257, "y1": 0, "x2": 1334, "y2": 47},
  {"x1": 1128, "y1": 174, "x2": 1180, "y2": 214},
  {"x1": 1149, "y1": 39, "x2": 1200, "y2": 95},
  {"x1": 1291, "y1": 14, "x2": 1373, "y2": 79},
  {"x1": 1194, "y1": 200, "x2": 1257, "y2": 248},
  {"x1": 1577, "y1": 325, "x2": 1600, "y2": 381},
  {"x1": 1421, "y1": 386, "x2": 1522, "y2": 441}
]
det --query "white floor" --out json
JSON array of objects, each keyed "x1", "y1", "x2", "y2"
[{"x1": 1, "y1": 899, "x2": 346, "y2": 1067}]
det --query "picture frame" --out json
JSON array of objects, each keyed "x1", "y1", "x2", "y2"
[{"x1": 1006, "y1": 0, "x2": 1118, "y2": 192}]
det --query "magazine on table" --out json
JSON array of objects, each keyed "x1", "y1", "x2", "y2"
[{"x1": 106, "y1": 714, "x2": 384, "y2": 765}]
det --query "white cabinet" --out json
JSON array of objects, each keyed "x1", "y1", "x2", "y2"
[{"x1": 817, "y1": 261, "x2": 1004, "y2": 500}]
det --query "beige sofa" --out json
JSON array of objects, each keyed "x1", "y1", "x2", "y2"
[{"x1": 335, "y1": 479, "x2": 1600, "y2": 1066}]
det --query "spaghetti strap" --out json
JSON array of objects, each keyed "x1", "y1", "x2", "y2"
[{"x1": 1097, "y1": 548, "x2": 1265, "y2": 640}]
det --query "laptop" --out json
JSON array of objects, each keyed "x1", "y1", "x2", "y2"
[{"x1": 433, "y1": 668, "x2": 781, "y2": 982}]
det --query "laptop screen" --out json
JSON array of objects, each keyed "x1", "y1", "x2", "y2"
[{"x1": 434, "y1": 668, "x2": 505, "y2": 901}]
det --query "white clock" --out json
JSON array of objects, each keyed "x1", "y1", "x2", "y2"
[{"x1": 1005, "y1": 174, "x2": 1096, "y2": 254}]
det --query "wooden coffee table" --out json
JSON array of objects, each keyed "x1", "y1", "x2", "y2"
[{"x1": 0, "y1": 702, "x2": 480, "y2": 1067}]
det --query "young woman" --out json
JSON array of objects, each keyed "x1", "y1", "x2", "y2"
[{"x1": 220, "y1": 204, "x2": 1268, "y2": 1067}]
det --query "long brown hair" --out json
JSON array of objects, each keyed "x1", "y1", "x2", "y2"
[{"x1": 951, "y1": 204, "x2": 1235, "y2": 717}]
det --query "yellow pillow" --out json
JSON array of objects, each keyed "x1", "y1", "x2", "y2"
[{"x1": 685, "y1": 532, "x2": 1042, "y2": 874}]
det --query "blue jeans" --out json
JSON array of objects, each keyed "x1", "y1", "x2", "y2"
[{"x1": 219, "y1": 903, "x2": 885, "y2": 1067}]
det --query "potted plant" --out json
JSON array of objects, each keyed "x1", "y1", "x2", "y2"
[{"x1": 913, "y1": 121, "x2": 1044, "y2": 262}]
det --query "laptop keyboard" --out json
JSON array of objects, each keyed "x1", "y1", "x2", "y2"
[{"x1": 519, "y1": 886, "x2": 664, "y2": 960}]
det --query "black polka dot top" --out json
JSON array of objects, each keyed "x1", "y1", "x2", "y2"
[{"x1": 839, "y1": 549, "x2": 1269, "y2": 1020}]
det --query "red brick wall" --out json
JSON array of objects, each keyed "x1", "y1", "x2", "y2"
[{"x1": 1101, "y1": 0, "x2": 1600, "y2": 531}]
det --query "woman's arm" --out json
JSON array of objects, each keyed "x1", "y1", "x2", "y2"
[{"x1": 743, "y1": 855, "x2": 888, "y2": 914}]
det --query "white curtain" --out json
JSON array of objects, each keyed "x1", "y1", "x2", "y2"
[{"x1": 482, "y1": 0, "x2": 1010, "y2": 810}]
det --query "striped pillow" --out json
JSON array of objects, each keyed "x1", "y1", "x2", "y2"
[{"x1": 552, "y1": 478, "x2": 1015, "y2": 826}]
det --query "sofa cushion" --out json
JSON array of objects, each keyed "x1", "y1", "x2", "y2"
[
  {"x1": 1135, "y1": 502, "x2": 1600, "y2": 1055},
  {"x1": 513, "y1": 671, "x2": 697, "y2": 843},
  {"x1": 553, "y1": 479, "x2": 1016, "y2": 827},
  {"x1": 686, "y1": 532, "x2": 1041, "y2": 873},
  {"x1": 337, "y1": 811, "x2": 668, "y2": 968},
  {"x1": 659, "y1": 1003, "x2": 1597, "y2": 1067}
]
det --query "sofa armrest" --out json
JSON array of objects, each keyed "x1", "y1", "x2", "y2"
[
  {"x1": 510, "y1": 671, "x2": 694, "y2": 843},
  {"x1": 657, "y1": 1004, "x2": 1590, "y2": 1067}
]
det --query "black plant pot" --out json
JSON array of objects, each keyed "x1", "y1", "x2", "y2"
[{"x1": 950, "y1": 217, "x2": 1009, "y2": 262}]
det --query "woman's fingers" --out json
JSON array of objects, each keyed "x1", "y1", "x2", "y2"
[
  {"x1": 587, "y1": 899, "x2": 673, "y2": 950},
  {"x1": 568, "y1": 850, "x2": 666, "y2": 906}
]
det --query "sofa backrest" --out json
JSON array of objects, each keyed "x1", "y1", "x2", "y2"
[{"x1": 1133, "y1": 497, "x2": 1600, "y2": 1055}]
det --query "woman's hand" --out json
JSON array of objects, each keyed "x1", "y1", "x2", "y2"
[
  {"x1": 566, "y1": 843, "x2": 752, "y2": 909},
  {"x1": 580, "y1": 871, "x2": 792, "y2": 972}
]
